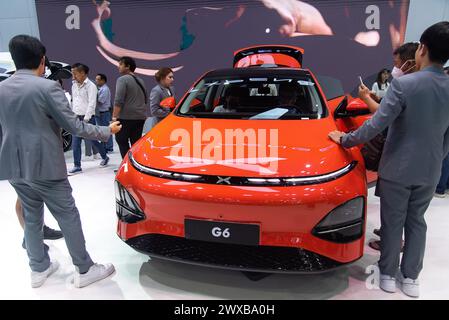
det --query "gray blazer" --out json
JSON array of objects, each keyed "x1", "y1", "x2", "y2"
[
  {"x1": 342, "y1": 66, "x2": 449, "y2": 186},
  {"x1": 149, "y1": 84, "x2": 175, "y2": 124},
  {"x1": 0, "y1": 70, "x2": 111, "y2": 181}
]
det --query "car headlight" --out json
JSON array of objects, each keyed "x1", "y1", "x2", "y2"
[
  {"x1": 312, "y1": 197, "x2": 365, "y2": 243},
  {"x1": 115, "y1": 181, "x2": 146, "y2": 223}
]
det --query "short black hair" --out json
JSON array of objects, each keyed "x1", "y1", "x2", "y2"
[
  {"x1": 9, "y1": 35, "x2": 46, "y2": 70},
  {"x1": 97, "y1": 73, "x2": 107, "y2": 82},
  {"x1": 420, "y1": 21, "x2": 449, "y2": 65},
  {"x1": 71, "y1": 63, "x2": 89, "y2": 75},
  {"x1": 393, "y1": 42, "x2": 419, "y2": 62},
  {"x1": 119, "y1": 56, "x2": 137, "y2": 72}
]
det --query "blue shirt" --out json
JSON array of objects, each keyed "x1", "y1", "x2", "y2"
[{"x1": 97, "y1": 84, "x2": 111, "y2": 112}]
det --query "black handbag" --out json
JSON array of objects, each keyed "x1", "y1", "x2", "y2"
[{"x1": 361, "y1": 131, "x2": 387, "y2": 172}]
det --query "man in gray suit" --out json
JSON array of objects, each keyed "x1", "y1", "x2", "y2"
[
  {"x1": 0, "y1": 35, "x2": 122, "y2": 288},
  {"x1": 329, "y1": 22, "x2": 449, "y2": 298}
]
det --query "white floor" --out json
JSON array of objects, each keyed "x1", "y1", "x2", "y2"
[{"x1": 0, "y1": 149, "x2": 448, "y2": 300}]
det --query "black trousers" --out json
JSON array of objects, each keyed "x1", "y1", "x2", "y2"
[{"x1": 115, "y1": 119, "x2": 146, "y2": 158}]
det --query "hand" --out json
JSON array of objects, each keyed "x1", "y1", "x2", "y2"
[
  {"x1": 358, "y1": 84, "x2": 371, "y2": 101},
  {"x1": 83, "y1": 117, "x2": 90, "y2": 123},
  {"x1": 328, "y1": 130, "x2": 345, "y2": 144},
  {"x1": 260, "y1": 0, "x2": 333, "y2": 36},
  {"x1": 109, "y1": 121, "x2": 122, "y2": 134}
]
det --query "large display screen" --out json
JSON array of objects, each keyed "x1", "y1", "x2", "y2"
[{"x1": 36, "y1": 0, "x2": 410, "y2": 96}]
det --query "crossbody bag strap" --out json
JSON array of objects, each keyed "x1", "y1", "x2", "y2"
[{"x1": 130, "y1": 74, "x2": 148, "y2": 104}]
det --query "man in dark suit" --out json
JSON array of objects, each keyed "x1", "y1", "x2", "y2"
[
  {"x1": 329, "y1": 22, "x2": 449, "y2": 298},
  {"x1": 0, "y1": 35, "x2": 122, "y2": 288}
]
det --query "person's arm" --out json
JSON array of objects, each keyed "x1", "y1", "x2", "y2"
[
  {"x1": 84, "y1": 83, "x2": 98, "y2": 122},
  {"x1": 97, "y1": 86, "x2": 108, "y2": 104},
  {"x1": 44, "y1": 81, "x2": 119, "y2": 142},
  {"x1": 329, "y1": 78, "x2": 405, "y2": 148},
  {"x1": 360, "y1": 84, "x2": 380, "y2": 113},
  {"x1": 112, "y1": 77, "x2": 126, "y2": 121},
  {"x1": 149, "y1": 87, "x2": 170, "y2": 118}
]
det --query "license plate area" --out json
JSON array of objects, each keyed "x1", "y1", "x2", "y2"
[{"x1": 185, "y1": 219, "x2": 260, "y2": 246}]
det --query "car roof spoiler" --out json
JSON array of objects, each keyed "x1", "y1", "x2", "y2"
[{"x1": 233, "y1": 45, "x2": 304, "y2": 69}]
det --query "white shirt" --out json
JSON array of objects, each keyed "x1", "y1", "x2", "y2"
[
  {"x1": 372, "y1": 82, "x2": 390, "y2": 99},
  {"x1": 71, "y1": 78, "x2": 98, "y2": 121}
]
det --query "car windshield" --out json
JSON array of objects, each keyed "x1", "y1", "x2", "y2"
[{"x1": 176, "y1": 75, "x2": 327, "y2": 120}]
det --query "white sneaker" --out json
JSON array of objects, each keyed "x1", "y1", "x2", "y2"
[
  {"x1": 397, "y1": 271, "x2": 420, "y2": 298},
  {"x1": 84, "y1": 155, "x2": 94, "y2": 162},
  {"x1": 379, "y1": 274, "x2": 397, "y2": 293},
  {"x1": 434, "y1": 192, "x2": 446, "y2": 198},
  {"x1": 74, "y1": 263, "x2": 115, "y2": 288},
  {"x1": 31, "y1": 261, "x2": 60, "y2": 288},
  {"x1": 93, "y1": 153, "x2": 101, "y2": 160}
]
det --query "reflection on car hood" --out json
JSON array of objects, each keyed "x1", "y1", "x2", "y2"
[{"x1": 131, "y1": 115, "x2": 354, "y2": 177}]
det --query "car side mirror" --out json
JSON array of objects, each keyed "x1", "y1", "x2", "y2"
[
  {"x1": 334, "y1": 96, "x2": 370, "y2": 118},
  {"x1": 160, "y1": 97, "x2": 176, "y2": 110},
  {"x1": 346, "y1": 98, "x2": 369, "y2": 112}
]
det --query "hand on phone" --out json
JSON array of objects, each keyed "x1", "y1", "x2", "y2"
[
  {"x1": 358, "y1": 76, "x2": 365, "y2": 86},
  {"x1": 358, "y1": 84, "x2": 371, "y2": 101}
]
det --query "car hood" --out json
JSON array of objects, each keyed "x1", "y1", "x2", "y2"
[{"x1": 131, "y1": 115, "x2": 355, "y2": 177}]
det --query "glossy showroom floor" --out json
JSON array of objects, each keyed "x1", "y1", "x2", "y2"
[{"x1": 0, "y1": 148, "x2": 448, "y2": 300}]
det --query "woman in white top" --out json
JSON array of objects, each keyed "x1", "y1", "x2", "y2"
[{"x1": 371, "y1": 68, "x2": 390, "y2": 100}]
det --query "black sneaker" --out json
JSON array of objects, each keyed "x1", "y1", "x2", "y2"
[
  {"x1": 43, "y1": 225, "x2": 64, "y2": 240},
  {"x1": 368, "y1": 239, "x2": 381, "y2": 251},
  {"x1": 100, "y1": 156, "x2": 110, "y2": 167},
  {"x1": 373, "y1": 228, "x2": 381, "y2": 237},
  {"x1": 369, "y1": 239, "x2": 404, "y2": 252}
]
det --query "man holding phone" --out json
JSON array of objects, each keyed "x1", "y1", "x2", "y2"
[{"x1": 328, "y1": 22, "x2": 449, "y2": 298}]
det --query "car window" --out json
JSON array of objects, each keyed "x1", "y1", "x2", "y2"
[
  {"x1": 177, "y1": 75, "x2": 327, "y2": 120},
  {"x1": 315, "y1": 75, "x2": 345, "y2": 100}
]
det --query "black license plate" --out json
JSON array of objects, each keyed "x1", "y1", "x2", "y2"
[{"x1": 185, "y1": 219, "x2": 260, "y2": 246}]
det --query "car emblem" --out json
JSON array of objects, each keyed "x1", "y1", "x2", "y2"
[{"x1": 217, "y1": 176, "x2": 232, "y2": 185}]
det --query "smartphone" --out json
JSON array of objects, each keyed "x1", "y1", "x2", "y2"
[{"x1": 358, "y1": 76, "x2": 365, "y2": 86}]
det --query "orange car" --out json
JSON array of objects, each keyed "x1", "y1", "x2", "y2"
[{"x1": 115, "y1": 45, "x2": 373, "y2": 273}]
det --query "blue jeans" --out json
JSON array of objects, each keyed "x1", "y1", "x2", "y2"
[
  {"x1": 72, "y1": 116, "x2": 107, "y2": 168},
  {"x1": 96, "y1": 111, "x2": 113, "y2": 151},
  {"x1": 436, "y1": 154, "x2": 449, "y2": 194}
]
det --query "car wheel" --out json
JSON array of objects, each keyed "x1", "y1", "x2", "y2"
[{"x1": 62, "y1": 129, "x2": 72, "y2": 152}]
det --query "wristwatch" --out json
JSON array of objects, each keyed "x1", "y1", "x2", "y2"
[{"x1": 339, "y1": 135, "x2": 344, "y2": 145}]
